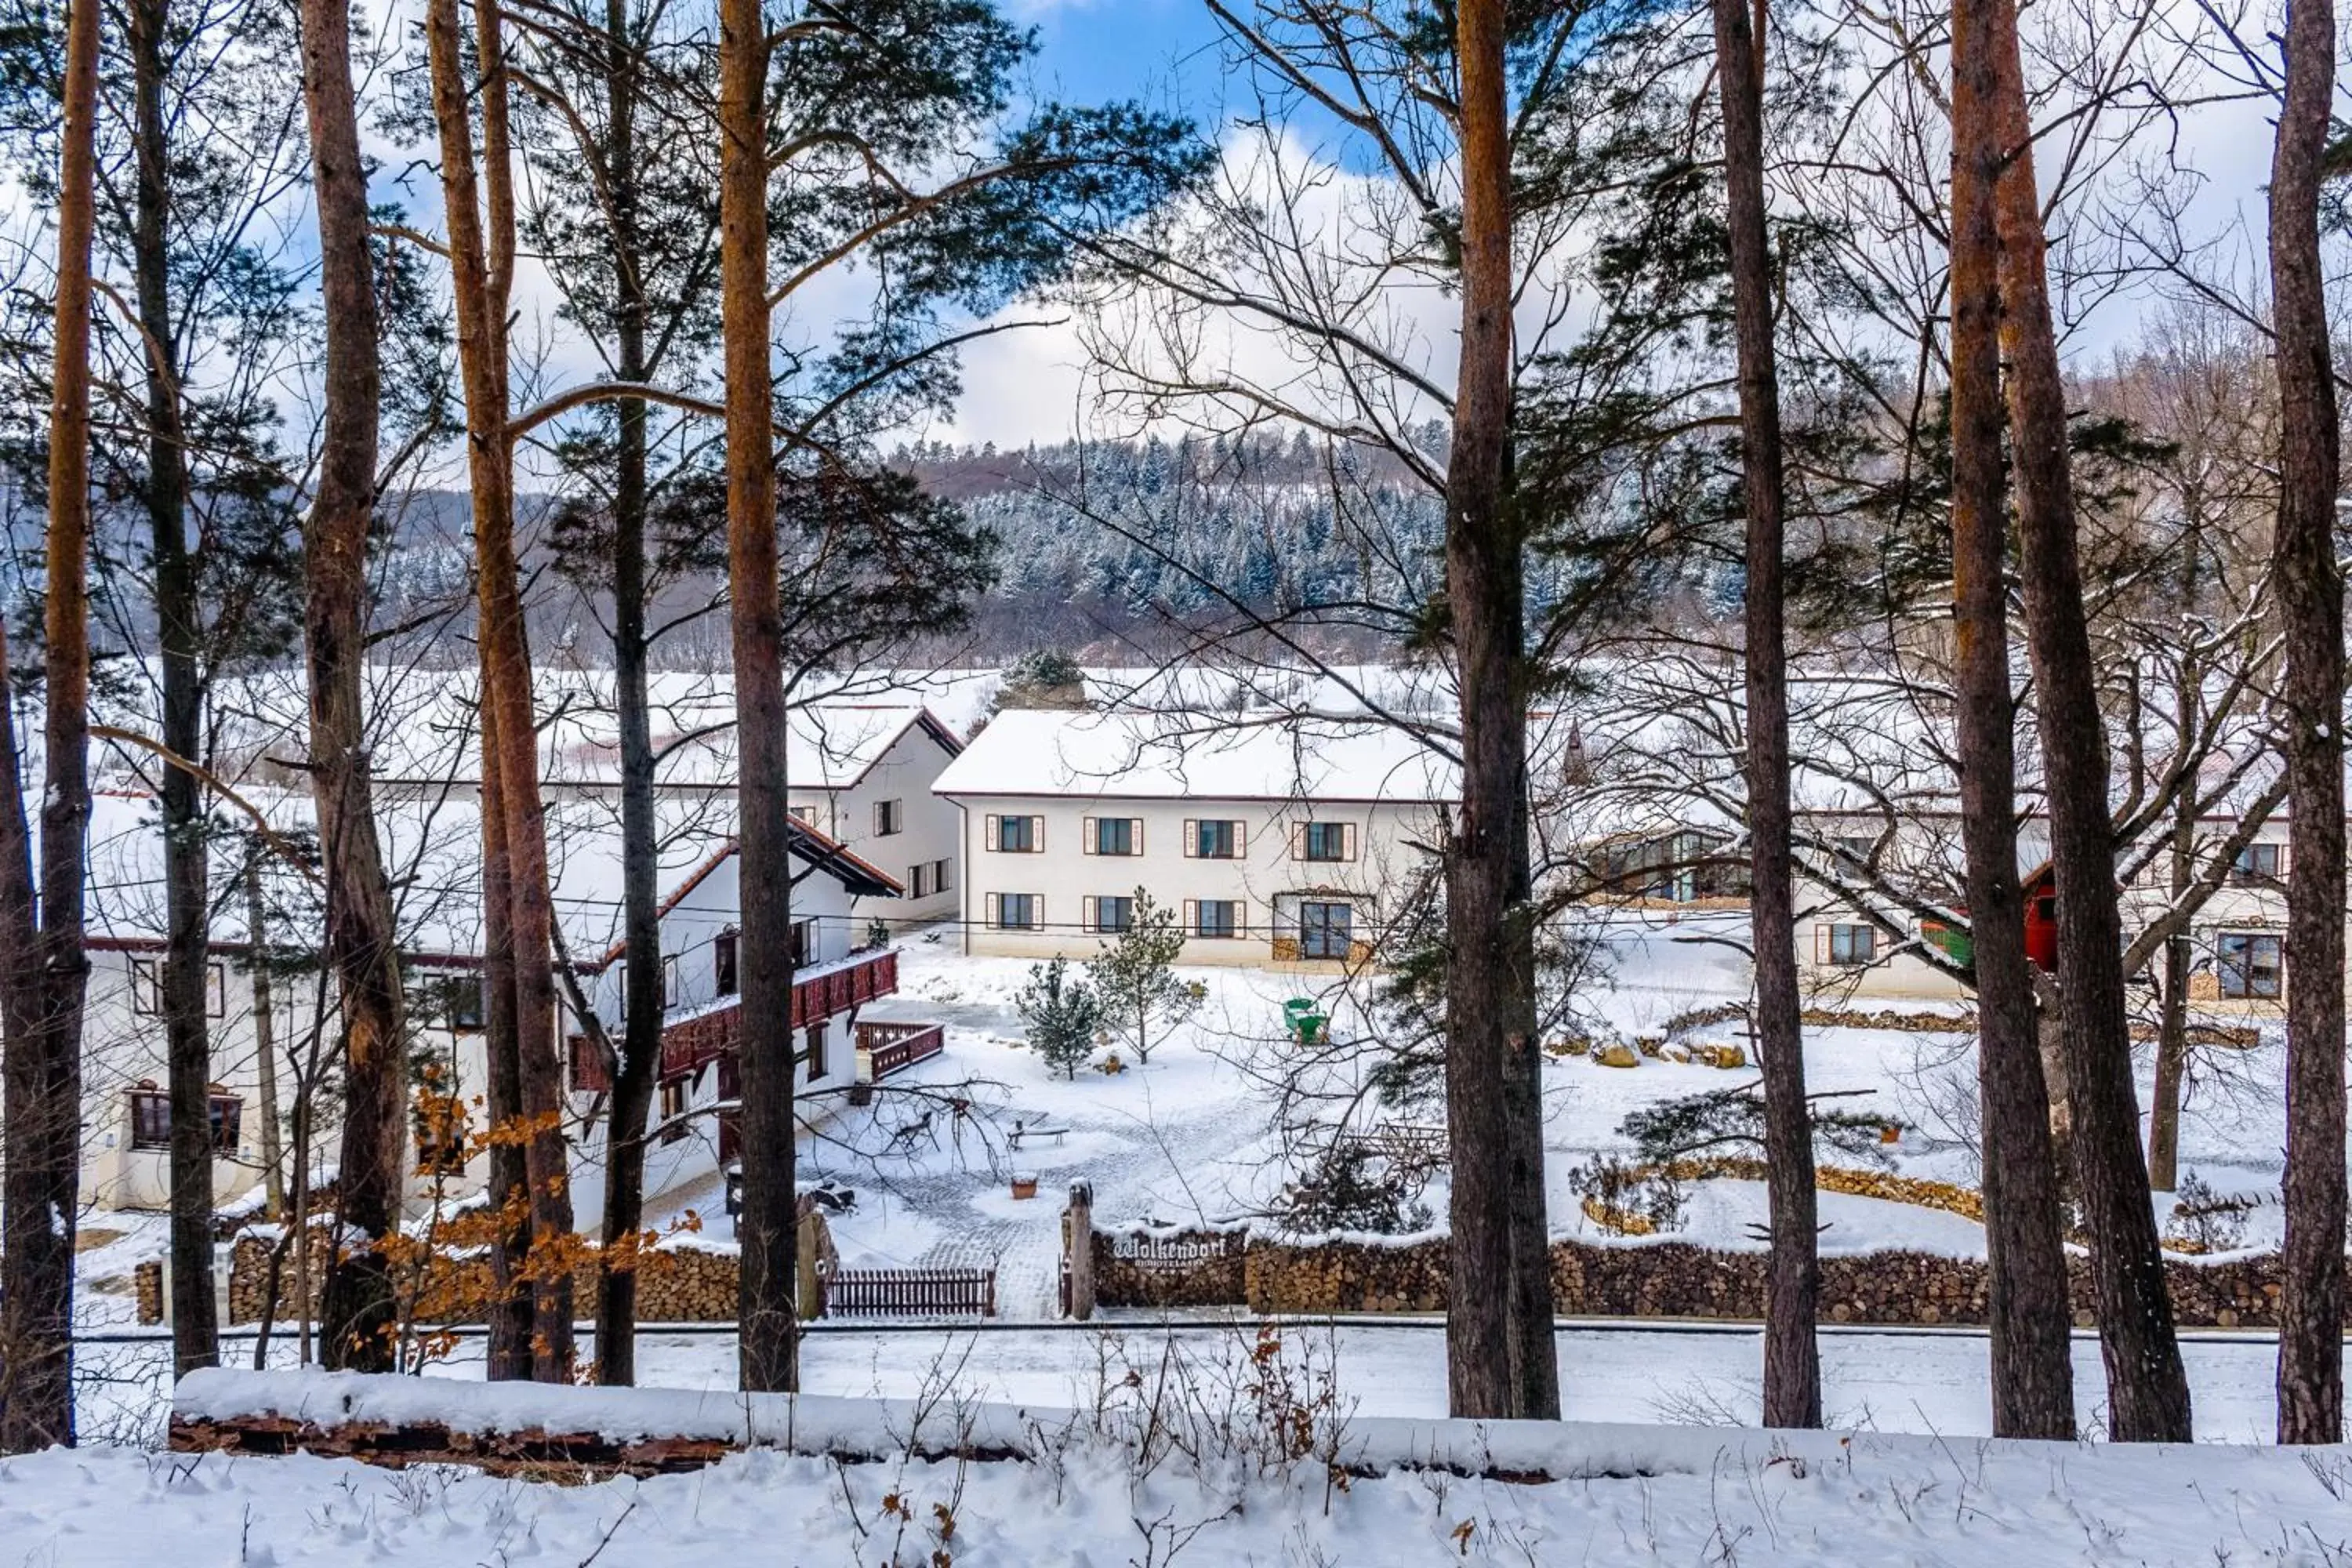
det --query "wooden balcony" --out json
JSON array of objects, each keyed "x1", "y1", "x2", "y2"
[{"x1": 568, "y1": 946, "x2": 901, "y2": 1092}]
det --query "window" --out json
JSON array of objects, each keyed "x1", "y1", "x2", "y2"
[
  {"x1": 1824, "y1": 923, "x2": 1877, "y2": 967},
  {"x1": 909, "y1": 858, "x2": 953, "y2": 898},
  {"x1": 208, "y1": 1092, "x2": 242, "y2": 1155},
  {"x1": 988, "y1": 892, "x2": 1041, "y2": 930},
  {"x1": 1087, "y1": 895, "x2": 1134, "y2": 934},
  {"x1": 804, "y1": 1022, "x2": 828, "y2": 1080},
  {"x1": 1298, "y1": 822, "x2": 1355, "y2": 863},
  {"x1": 1191, "y1": 899, "x2": 1240, "y2": 938},
  {"x1": 2218, "y1": 932, "x2": 2284, "y2": 999},
  {"x1": 874, "y1": 798, "x2": 905, "y2": 837},
  {"x1": 2232, "y1": 843, "x2": 2282, "y2": 884},
  {"x1": 662, "y1": 952, "x2": 683, "y2": 1009},
  {"x1": 125, "y1": 1086, "x2": 238, "y2": 1153},
  {"x1": 128, "y1": 1086, "x2": 169, "y2": 1150},
  {"x1": 1085, "y1": 816, "x2": 1139, "y2": 856},
  {"x1": 414, "y1": 1093, "x2": 466, "y2": 1175},
  {"x1": 1834, "y1": 834, "x2": 1877, "y2": 866},
  {"x1": 130, "y1": 957, "x2": 227, "y2": 1018},
  {"x1": 443, "y1": 972, "x2": 485, "y2": 1033},
  {"x1": 932, "y1": 858, "x2": 952, "y2": 893},
  {"x1": 1299, "y1": 901, "x2": 1353, "y2": 960},
  {"x1": 988, "y1": 813, "x2": 1041, "y2": 852},
  {"x1": 658, "y1": 1077, "x2": 688, "y2": 1143},
  {"x1": 714, "y1": 930, "x2": 739, "y2": 996},
  {"x1": 1189, "y1": 819, "x2": 1243, "y2": 859},
  {"x1": 790, "y1": 920, "x2": 816, "y2": 968}
]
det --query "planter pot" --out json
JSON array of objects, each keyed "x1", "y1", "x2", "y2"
[{"x1": 1011, "y1": 1175, "x2": 1039, "y2": 1201}]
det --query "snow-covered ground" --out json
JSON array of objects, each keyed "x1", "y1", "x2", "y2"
[{"x1": 20, "y1": 1356, "x2": 2352, "y2": 1567}]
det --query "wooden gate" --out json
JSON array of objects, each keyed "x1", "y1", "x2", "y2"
[{"x1": 823, "y1": 1265, "x2": 996, "y2": 1318}]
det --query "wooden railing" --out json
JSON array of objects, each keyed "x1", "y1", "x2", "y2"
[
  {"x1": 857, "y1": 1019, "x2": 945, "y2": 1079},
  {"x1": 823, "y1": 1265, "x2": 995, "y2": 1318}
]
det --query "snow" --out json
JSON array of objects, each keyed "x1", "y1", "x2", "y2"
[
  {"x1": 933, "y1": 707, "x2": 1457, "y2": 804},
  {"x1": 8, "y1": 1355, "x2": 2340, "y2": 1565}
]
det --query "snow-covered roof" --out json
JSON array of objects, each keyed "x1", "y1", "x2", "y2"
[{"x1": 932, "y1": 708, "x2": 1457, "y2": 805}]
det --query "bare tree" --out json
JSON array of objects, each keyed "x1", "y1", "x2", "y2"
[
  {"x1": 2267, "y1": 0, "x2": 2343, "y2": 1450},
  {"x1": 1948, "y1": 0, "x2": 2075, "y2": 1439},
  {"x1": 297, "y1": 0, "x2": 408, "y2": 1374},
  {"x1": 1980, "y1": 0, "x2": 2191, "y2": 1442},
  {"x1": 1709, "y1": 0, "x2": 1820, "y2": 1429}
]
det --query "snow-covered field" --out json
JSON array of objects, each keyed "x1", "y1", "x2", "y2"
[{"x1": 17, "y1": 1359, "x2": 2352, "y2": 1567}]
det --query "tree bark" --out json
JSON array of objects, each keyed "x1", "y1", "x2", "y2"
[
  {"x1": 2268, "y1": 0, "x2": 2345, "y2": 1450},
  {"x1": 1440, "y1": 0, "x2": 1556, "y2": 1422},
  {"x1": 297, "y1": 0, "x2": 405, "y2": 1374},
  {"x1": 426, "y1": 0, "x2": 575, "y2": 1377},
  {"x1": 0, "y1": 0, "x2": 96, "y2": 1448},
  {"x1": 1947, "y1": 0, "x2": 2076, "y2": 1439},
  {"x1": 596, "y1": 0, "x2": 663, "y2": 1386},
  {"x1": 479, "y1": 706, "x2": 535, "y2": 1380},
  {"x1": 129, "y1": 0, "x2": 219, "y2": 1378},
  {"x1": 2146, "y1": 933, "x2": 2189, "y2": 1193},
  {"x1": 245, "y1": 853, "x2": 285, "y2": 1220},
  {"x1": 720, "y1": 0, "x2": 797, "y2": 1393},
  {"x1": 1982, "y1": 0, "x2": 2190, "y2": 1443},
  {"x1": 1709, "y1": 0, "x2": 1819, "y2": 1429}
]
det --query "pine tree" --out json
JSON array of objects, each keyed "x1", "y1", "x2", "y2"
[
  {"x1": 1016, "y1": 959, "x2": 1103, "y2": 1081},
  {"x1": 1087, "y1": 889, "x2": 1200, "y2": 1066}
]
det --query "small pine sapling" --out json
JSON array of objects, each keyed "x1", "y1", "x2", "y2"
[
  {"x1": 1015, "y1": 957, "x2": 1104, "y2": 1080},
  {"x1": 1087, "y1": 887, "x2": 1203, "y2": 1065}
]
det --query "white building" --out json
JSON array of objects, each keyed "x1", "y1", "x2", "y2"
[{"x1": 931, "y1": 708, "x2": 1454, "y2": 967}]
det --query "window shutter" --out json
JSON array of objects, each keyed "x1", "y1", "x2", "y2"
[
  {"x1": 1290, "y1": 823, "x2": 1306, "y2": 860},
  {"x1": 1813, "y1": 924, "x2": 1831, "y2": 964},
  {"x1": 1234, "y1": 820, "x2": 1247, "y2": 857},
  {"x1": 1083, "y1": 896, "x2": 1098, "y2": 933},
  {"x1": 1184, "y1": 819, "x2": 1197, "y2": 858},
  {"x1": 985, "y1": 813, "x2": 1000, "y2": 851},
  {"x1": 1032, "y1": 815, "x2": 1044, "y2": 852},
  {"x1": 1033, "y1": 895, "x2": 1044, "y2": 931},
  {"x1": 1083, "y1": 816, "x2": 1097, "y2": 855},
  {"x1": 1132, "y1": 818, "x2": 1144, "y2": 855},
  {"x1": 1182, "y1": 898, "x2": 1197, "y2": 935},
  {"x1": 1343, "y1": 822, "x2": 1359, "y2": 862},
  {"x1": 985, "y1": 891, "x2": 1000, "y2": 927},
  {"x1": 2276, "y1": 840, "x2": 2292, "y2": 877}
]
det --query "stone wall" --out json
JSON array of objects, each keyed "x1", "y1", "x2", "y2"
[{"x1": 1098, "y1": 1225, "x2": 2294, "y2": 1330}]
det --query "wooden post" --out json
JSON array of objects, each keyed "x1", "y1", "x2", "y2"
[
  {"x1": 796, "y1": 1207, "x2": 831, "y2": 1322},
  {"x1": 1065, "y1": 1181, "x2": 1094, "y2": 1321}
]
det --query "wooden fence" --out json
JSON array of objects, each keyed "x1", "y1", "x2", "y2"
[{"x1": 824, "y1": 1265, "x2": 996, "y2": 1318}]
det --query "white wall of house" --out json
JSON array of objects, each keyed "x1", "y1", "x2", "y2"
[
  {"x1": 788, "y1": 717, "x2": 962, "y2": 928},
  {"x1": 944, "y1": 793, "x2": 1439, "y2": 967}
]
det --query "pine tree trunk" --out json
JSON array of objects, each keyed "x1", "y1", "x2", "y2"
[
  {"x1": 2268, "y1": 0, "x2": 2345, "y2": 1450},
  {"x1": 0, "y1": 0, "x2": 96, "y2": 1448},
  {"x1": 297, "y1": 0, "x2": 404, "y2": 1374},
  {"x1": 479, "y1": 710, "x2": 535, "y2": 1380},
  {"x1": 1442, "y1": 0, "x2": 1554, "y2": 1421},
  {"x1": 129, "y1": 0, "x2": 220, "y2": 1378},
  {"x1": 719, "y1": 0, "x2": 797, "y2": 1394},
  {"x1": 245, "y1": 854, "x2": 285, "y2": 1220},
  {"x1": 1708, "y1": 0, "x2": 1819, "y2": 1429},
  {"x1": 597, "y1": 0, "x2": 662, "y2": 1386},
  {"x1": 1981, "y1": 0, "x2": 2190, "y2": 1443},
  {"x1": 1947, "y1": 0, "x2": 2076, "y2": 1439},
  {"x1": 427, "y1": 0, "x2": 575, "y2": 1377}
]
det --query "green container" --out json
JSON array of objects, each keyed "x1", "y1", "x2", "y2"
[{"x1": 1282, "y1": 998, "x2": 1327, "y2": 1045}]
